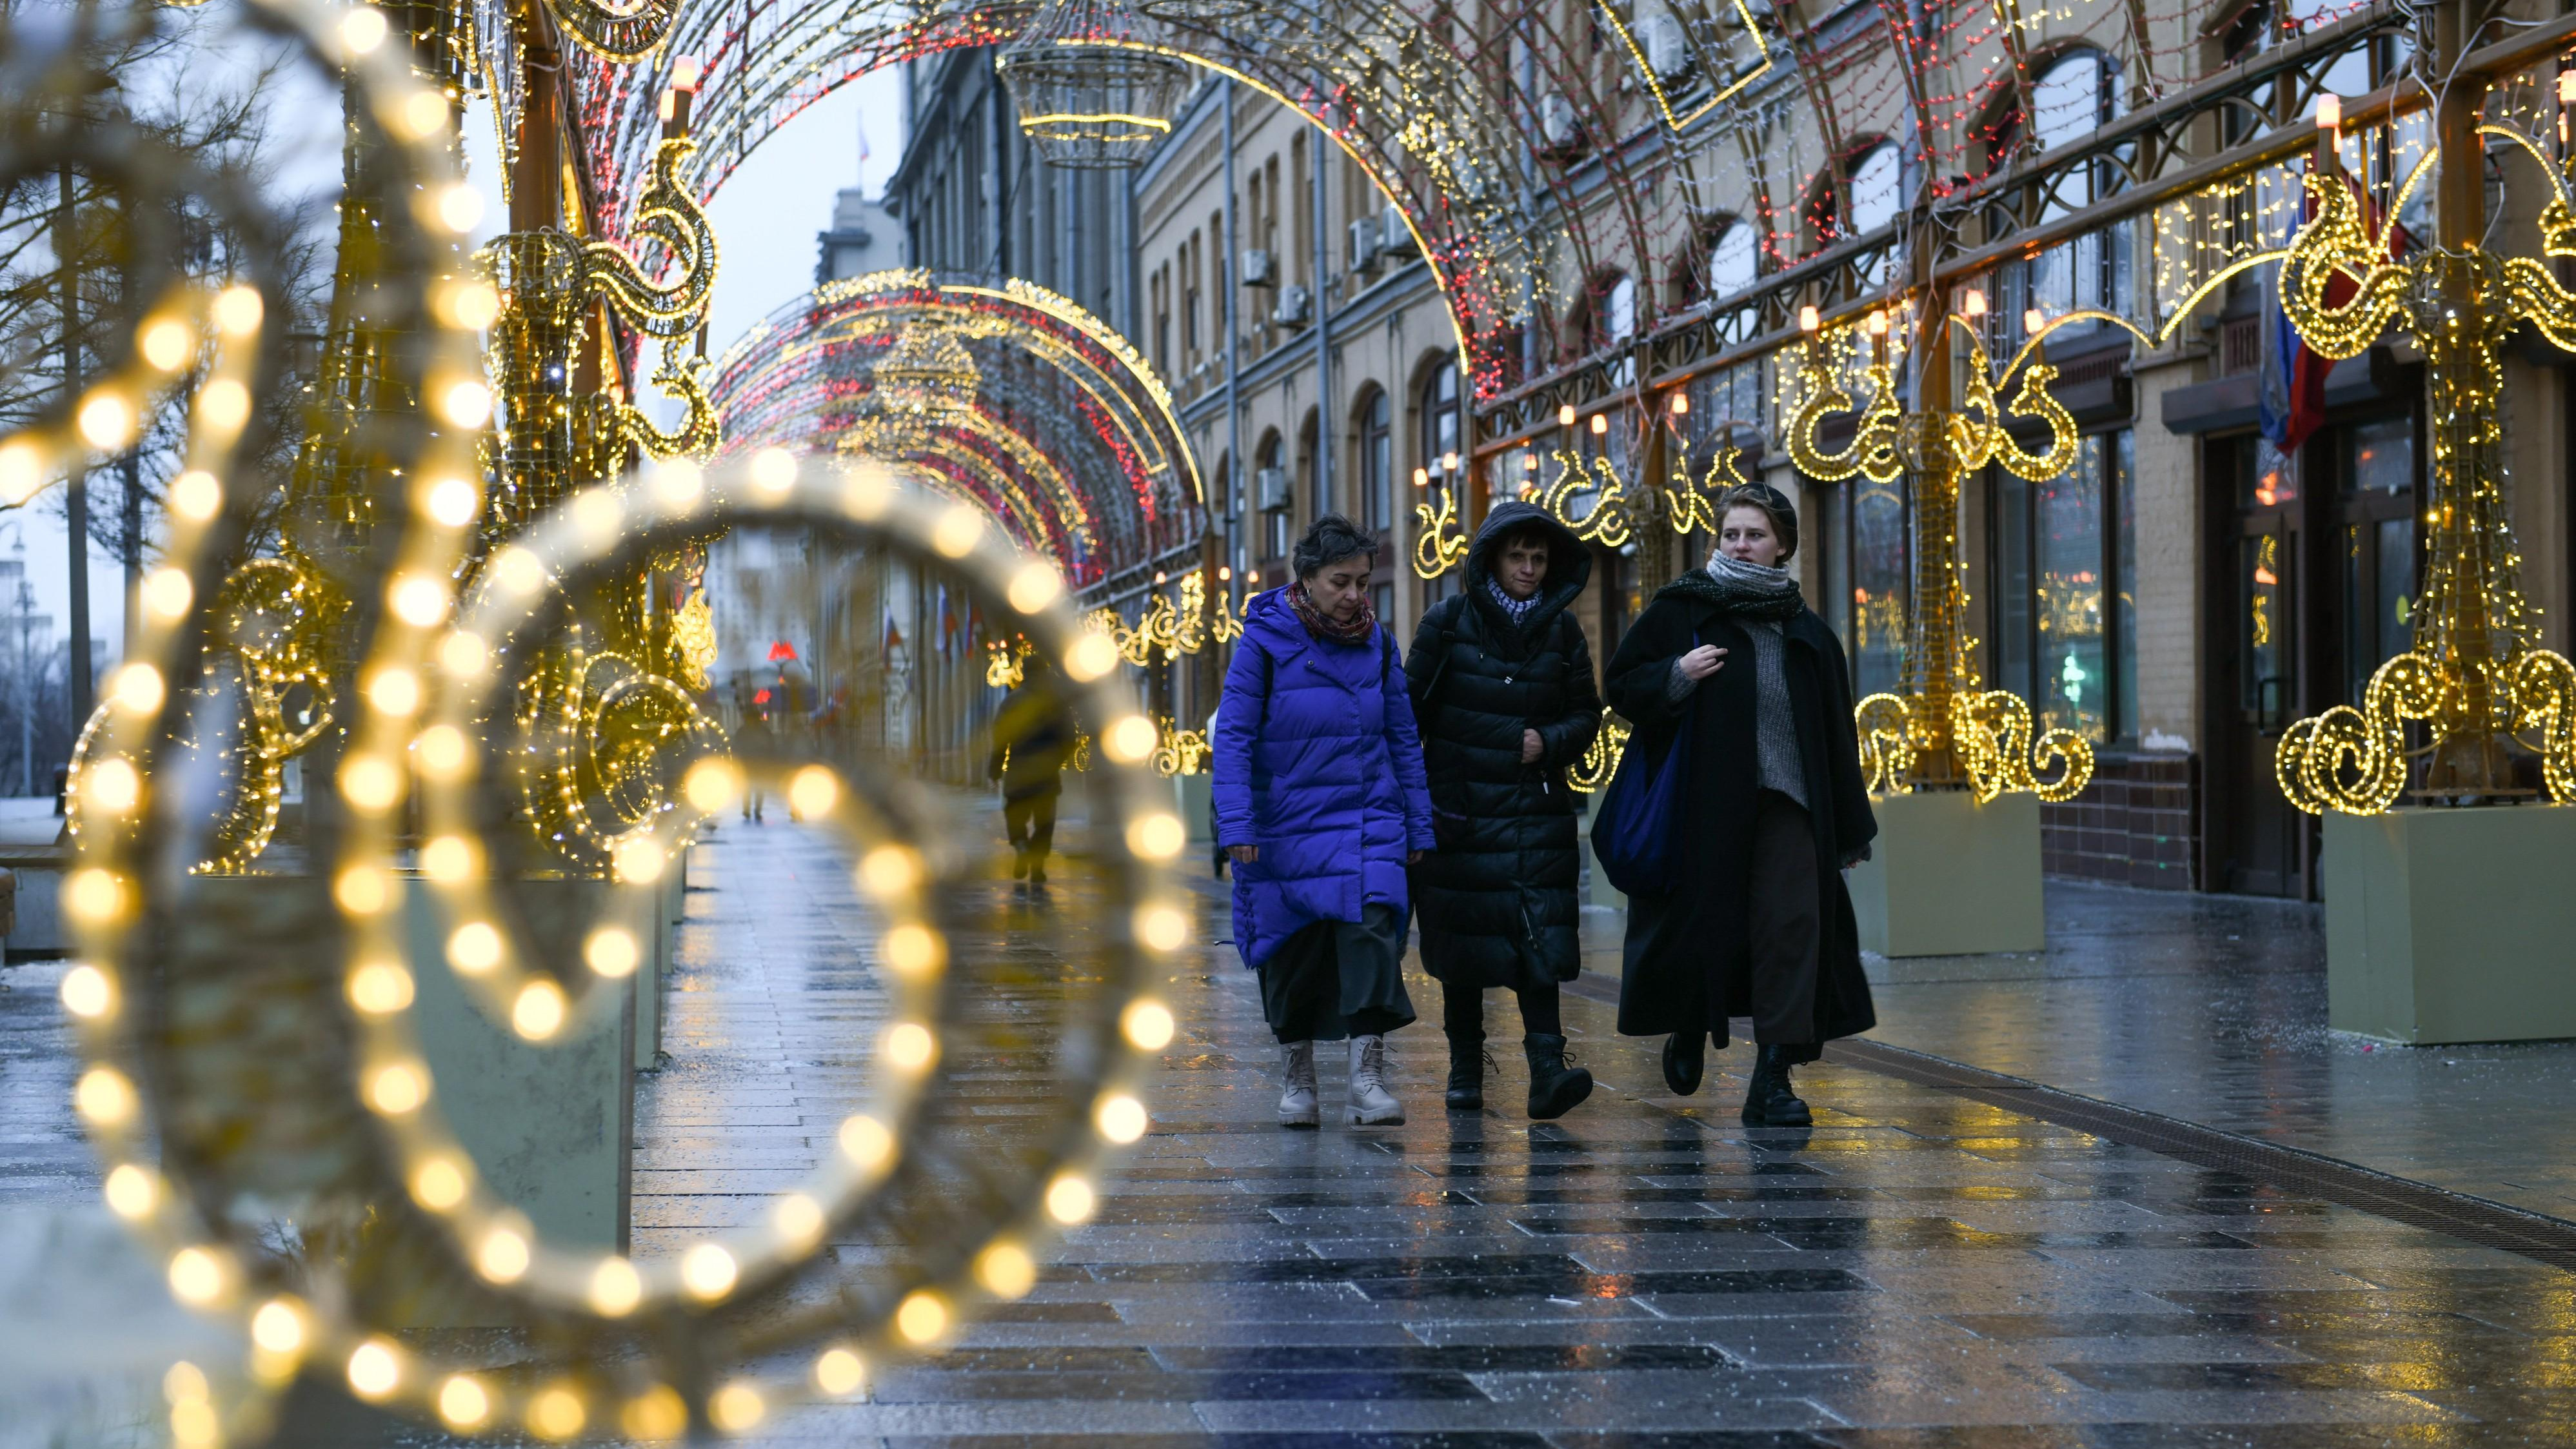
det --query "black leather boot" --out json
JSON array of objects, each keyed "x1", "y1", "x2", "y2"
[
  {"x1": 1444, "y1": 1031, "x2": 1487, "y2": 1110},
  {"x1": 1661, "y1": 1031, "x2": 1706, "y2": 1096},
  {"x1": 1741, "y1": 1043, "x2": 1814, "y2": 1127},
  {"x1": 1523, "y1": 1034, "x2": 1594, "y2": 1120}
]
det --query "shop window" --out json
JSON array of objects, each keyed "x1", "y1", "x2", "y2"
[{"x1": 1990, "y1": 429, "x2": 2139, "y2": 743}]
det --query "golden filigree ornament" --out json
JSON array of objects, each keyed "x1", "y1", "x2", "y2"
[
  {"x1": 986, "y1": 635, "x2": 1033, "y2": 688},
  {"x1": 1663, "y1": 428, "x2": 1753, "y2": 537},
  {"x1": 1950, "y1": 690, "x2": 2094, "y2": 805},
  {"x1": 1539, "y1": 448, "x2": 1634, "y2": 548},
  {"x1": 2272, "y1": 132, "x2": 2576, "y2": 813},
  {"x1": 190, "y1": 558, "x2": 348, "y2": 871},
  {"x1": 1788, "y1": 304, "x2": 2093, "y2": 800},
  {"x1": 1150, "y1": 716, "x2": 1211, "y2": 776},
  {"x1": 1412, "y1": 486, "x2": 1470, "y2": 580},
  {"x1": 1565, "y1": 708, "x2": 1632, "y2": 794},
  {"x1": 672, "y1": 585, "x2": 718, "y2": 690}
]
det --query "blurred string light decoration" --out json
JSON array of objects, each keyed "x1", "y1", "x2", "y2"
[
  {"x1": 997, "y1": 0, "x2": 1193, "y2": 169},
  {"x1": 72, "y1": 449, "x2": 1180, "y2": 1441},
  {"x1": 868, "y1": 324, "x2": 984, "y2": 447},
  {"x1": 1788, "y1": 302, "x2": 2092, "y2": 804},
  {"x1": 986, "y1": 634, "x2": 1034, "y2": 688},
  {"x1": 1565, "y1": 709, "x2": 1631, "y2": 794},
  {"x1": 2273, "y1": 129, "x2": 2576, "y2": 813}
]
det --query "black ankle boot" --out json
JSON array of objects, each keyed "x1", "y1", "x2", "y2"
[
  {"x1": 1444, "y1": 1032, "x2": 1486, "y2": 1110},
  {"x1": 1741, "y1": 1043, "x2": 1814, "y2": 1127},
  {"x1": 1661, "y1": 1030, "x2": 1706, "y2": 1096},
  {"x1": 1523, "y1": 1034, "x2": 1593, "y2": 1120}
]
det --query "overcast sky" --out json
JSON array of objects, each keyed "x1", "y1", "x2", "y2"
[{"x1": 12, "y1": 57, "x2": 905, "y2": 704}]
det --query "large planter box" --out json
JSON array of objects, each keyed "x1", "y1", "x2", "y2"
[
  {"x1": 1847, "y1": 790, "x2": 2045, "y2": 957},
  {"x1": 2324, "y1": 806, "x2": 2576, "y2": 1044}
]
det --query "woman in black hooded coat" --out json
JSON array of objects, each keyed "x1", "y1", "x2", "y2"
[
  {"x1": 1406, "y1": 500, "x2": 1601, "y2": 1119},
  {"x1": 1601, "y1": 482, "x2": 1878, "y2": 1127}
]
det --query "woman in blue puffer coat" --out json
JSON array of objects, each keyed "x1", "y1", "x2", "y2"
[{"x1": 1214, "y1": 514, "x2": 1435, "y2": 1130}]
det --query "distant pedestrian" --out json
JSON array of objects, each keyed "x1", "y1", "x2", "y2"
[
  {"x1": 737, "y1": 700, "x2": 771, "y2": 823},
  {"x1": 1603, "y1": 482, "x2": 1878, "y2": 1127},
  {"x1": 1214, "y1": 514, "x2": 1434, "y2": 1129},
  {"x1": 1407, "y1": 500, "x2": 1601, "y2": 1119},
  {"x1": 987, "y1": 655, "x2": 1071, "y2": 891}
]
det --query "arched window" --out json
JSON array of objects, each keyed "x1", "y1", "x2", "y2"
[
  {"x1": 1420, "y1": 364, "x2": 1460, "y2": 480},
  {"x1": 1256, "y1": 431, "x2": 1290, "y2": 566},
  {"x1": 2005, "y1": 50, "x2": 2127, "y2": 331},
  {"x1": 1707, "y1": 221, "x2": 1758, "y2": 299},
  {"x1": 1848, "y1": 145, "x2": 1903, "y2": 236},
  {"x1": 1356, "y1": 387, "x2": 1392, "y2": 531}
]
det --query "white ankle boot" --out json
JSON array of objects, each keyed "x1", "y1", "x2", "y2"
[
  {"x1": 1278, "y1": 1041, "x2": 1319, "y2": 1129},
  {"x1": 1347, "y1": 1034, "x2": 1404, "y2": 1125}
]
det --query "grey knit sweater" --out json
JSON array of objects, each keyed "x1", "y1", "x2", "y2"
[{"x1": 1665, "y1": 621, "x2": 1805, "y2": 804}]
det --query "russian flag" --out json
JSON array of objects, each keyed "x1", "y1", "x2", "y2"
[{"x1": 2260, "y1": 170, "x2": 2410, "y2": 457}]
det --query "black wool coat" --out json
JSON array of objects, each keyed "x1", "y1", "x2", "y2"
[
  {"x1": 1601, "y1": 577, "x2": 1879, "y2": 1060},
  {"x1": 1405, "y1": 500, "x2": 1603, "y2": 991}
]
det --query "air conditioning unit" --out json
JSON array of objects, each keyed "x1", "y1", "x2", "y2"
[
  {"x1": 1240, "y1": 248, "x2": 1276, "y2": 288},
  {"x1": 1640, "y1": 12, "x2": 1692, "y2": 83},
  {"x1": 1538, "y1": 93, "x2": 1580, "y2": 152},
  {"x1": 1255, "y1": 466, "x2": 1292, "y2": 512},
  {"x1": 1270, "y1": 284, "x2": 1311, "y2": 328},
  {"x1": 1378, "y1": 205, "x2": 1418, "y2": 261},
  {"x1": 1346, "y1": 217, "x2": 1381, "y2": 274}
]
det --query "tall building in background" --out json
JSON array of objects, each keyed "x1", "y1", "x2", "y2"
[{"x1": 816, "y1": 189, "x2": 900, "y2": 283}]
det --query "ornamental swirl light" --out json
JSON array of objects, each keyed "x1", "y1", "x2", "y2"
[
  {"x1": 2272, "y1": 128, "x2": 2576, "y2": 813},
  {"x1": 1787, "y1": 302, "x2": 2092, "y2": 803}
]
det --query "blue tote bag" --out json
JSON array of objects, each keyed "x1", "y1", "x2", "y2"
[{"x1": 1589, "y1": 711, "x2": 1691, "y2": 895}]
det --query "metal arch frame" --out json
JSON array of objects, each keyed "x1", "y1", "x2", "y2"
[
  {"x1": 1473, "y1": 0, "x2": 2445, "y2": 454},
  {"x1": 708, "y1": 268, "x2": 1205, "y2": 586},
  {"x1": 560, "y1": 3, "x2": 1541, "y2": 386}
]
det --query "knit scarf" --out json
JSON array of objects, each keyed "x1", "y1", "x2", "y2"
[
  {"x1": 1485, "y1": 577, "x2": 1543, "y2": 628},
  {"x1": 1285, "y1": 580, "x2": 1379, "y2": 645},
  {"x1": 1654, "y1": 551, "x2": 1805, "y2": 621}
]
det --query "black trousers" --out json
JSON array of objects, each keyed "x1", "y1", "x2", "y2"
[
  {"x1": 1440, "y1": 979, "x2": 1563, "y2": 1039},
  {"x1": 1258, "y1": 903, "x2": 1416, "y2": 1043},
  {"x1": 1746, "y1": 789, "x2": 1821, "y2": 1046},
  {"x1": 1004, "y1": 791, "x2": 1058, "y2": 866}
]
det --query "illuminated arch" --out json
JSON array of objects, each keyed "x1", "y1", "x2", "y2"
[{"x1": 706, "y1": 269, "x2": 1202, "y2": 594}]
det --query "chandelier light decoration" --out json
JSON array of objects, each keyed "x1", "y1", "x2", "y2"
[
  {"x1": 2272, "y1": 126, "x2": 2576, "y2": 813},
  {"x1": 867, "y1": 324, "x2": 984, "y2": 448},
  {"x1": 998, "y1": 0, "x2": 1193, "y2": 170},
  {"x1": 1788, "y1": 299, "x2": 2095, "y2": 805}
]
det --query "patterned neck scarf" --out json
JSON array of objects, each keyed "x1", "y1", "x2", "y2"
[
  {"x1": 1285, "y1": 580, "x2": 1378, "y2": 645},
  {"x1": 1656, "y1": 551, "x2": 1805, "y2": 621},
  {"x1": 1486, "y1": 577, "x2": 1542, "y2": 627}
]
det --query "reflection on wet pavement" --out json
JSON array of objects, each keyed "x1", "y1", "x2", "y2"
[
  {"x1": 674, "y1": 816, "x2": 2576, "y2": 1442},
  {"x1": 5, "y1": 813, "x2": 2576, "y2": 1443}
]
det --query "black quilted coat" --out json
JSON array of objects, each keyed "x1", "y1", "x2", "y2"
[{"x1": 1404, "y1": 501, "x2": 1603, "y2": 991}]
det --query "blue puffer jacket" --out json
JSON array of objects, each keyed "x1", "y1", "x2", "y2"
[{"x1": 1213, "y1": 589, "x2": 1435, "y2": 970}]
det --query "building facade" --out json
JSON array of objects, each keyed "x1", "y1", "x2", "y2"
[{"x1": 880, "y1": 1, "x2": 2576, "y2": 900}]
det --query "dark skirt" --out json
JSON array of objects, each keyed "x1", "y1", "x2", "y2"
[
  {"x1": 1256, "y1": 903, "x2": 1416, "y2": 1043},
  {"x1": 1745, "y1": 789, "x2": 1823, "y2": 1059}
]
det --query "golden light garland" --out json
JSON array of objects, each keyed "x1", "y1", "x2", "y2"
[
  {"x1": 1412, "y1": 488, "x2": 1469, "y2": 580},
  {"x1": 1565, "y1": 708, "x2": 1630, "y2": 794},
  {"x1": 2274, "y1": 131, "x2": 2576, "y2": 813},
  {"x1": 1788, "y1": 306, "x2": 2092, "y2": 801}
]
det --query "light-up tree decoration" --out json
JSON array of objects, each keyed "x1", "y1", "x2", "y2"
[
  {"x1": 1787, "y1": 301, "x2": 2095, "y2": 804},
  {"x1": 2273, "y1": 124, "x2": 2576, "y2": 812}
]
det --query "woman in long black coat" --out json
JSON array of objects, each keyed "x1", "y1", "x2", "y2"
[
  {"x1": 1601, "y1": 482, "x2": 1878, "y2": 1126},
  {"x1": 1407, "y1": 500, "x2": 1601, "y2": 1119}
]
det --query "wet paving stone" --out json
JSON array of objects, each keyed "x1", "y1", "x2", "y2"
[
  {"x1": 8, "y1": 811, "x2": 2576, "y2": 1444},
  {"x1": 599, "y1": 817, "x2": 2576, "y2": 1441}
]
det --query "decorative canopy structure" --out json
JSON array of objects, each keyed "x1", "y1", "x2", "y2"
[
  {"x1": 528, "y1": 0, "x2": 2455, "y2": 433},
  {"x1": 705, "y1": 270, "x2": 1202, "y2": 595}
]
